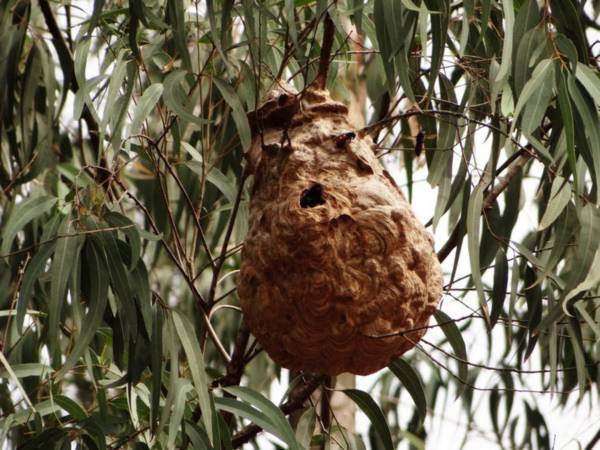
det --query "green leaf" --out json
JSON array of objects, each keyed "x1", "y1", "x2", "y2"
[
  {"x1": 423, "y1": 0, "x2": 448, "y2": 100},
  {"x1": 1, "y1": 196, "x2": 57, "y2": 255},
  {"x1": 101, "y1": 49, "x2": 128, "y2": 140},
  {"x1": 401, "y1": 0, "x2": 436, "y2": 13},
  {"x1": 564, "y1": 247, "x2": 600, "y2": 304},
  {"x1": 0, "y1": 400, "x2": 62, "y2": 428},
  {"x1": 568, "y1": 74, "x2": 600, "y2": 186},
  {"x1": 493, "y1": 0, "x2": 514, "y2": 85},
  {"x1": 490, "y1": 249, "x2": 508, "y2": 328},
  {"x1": 172, "y1": 311, "x2": 214, "y2": 444},
  {"x1": 214, "y1": 396, "x2": 279, "y2": 440},
  {"x1": 187, "y1": 162, "x2": 237, "y2": 204},
  {"x1": 0, "y1": 363, "x2": 52, "y2": 379},
  {"x1": 130, "y1": 83, "x2": 163, "y2": 135},
  {"x1": 511, "y1": 59, "x2": 553, "y2": 134},
  {"x1": 534, "y1": 204, "x2": 577, "y2": 286},
  {"x1": 213, "y1": 78, "x2": 251, "y2": 151},
  {"x1": 574, "y1": 301, "x2": 600, "y2": 340},
  {"x1": 467, "y1": 184, "x2": 487, "y2": 316},
  {"x1": 150, "y1": 305, "x2": 163, "y2": 433},
  {"x1": 206, "y1": 0, "x2": 233, "y2": 75},
  {"x1": 224, "y1": 386, "x2": 301, "y2": 450},
  {"x1": 513, "y1": 23, "x2": 544, "y2": 97},
  {"x1": 166, "y1": 0, "x2": 192, "y2": 70},
  {"x1": 55, "y1": 240, "x2": 109, "y2": 380},
  {"x1": 557, "y1": 68, "x2": 577, "y2": 184},
  {"x1": 373, "y1": 0, "x2": 396, "y2": 92},
  {"x1": 184, "y1": 421, "x2": 212, "y2": 450},
  {"x1": 49, "y1": 216, "x2": 84, "y2": 357},
  {"x1": 104, "y1": 211, "x2": 141, "y2": 271},
  {"x1": 167, "y1": 379, "x2": 194, "y2": 449},
  {"x1": 181, "y1": 141, "x2": 203, "y2": 162},
  {"x1": 538, "y1": 176, "x2": 571, "y2": 230},
  {"x1": 434, "y1": 310, "x2": 469, "y2": 396},
  {"x1": 388, "y1": 358, "x2": 427, "y2": 424},
  {"x1": 575, "y1": 64, "x2": 600, "y2": 106},
  {"x1": 91, "y1": 222, "x2": 137, "y2": 340},
  {"x1": 163, "y1": 70, "x2": 212, "y2": 128},
  {"x1": 566, "y1": 321, "x2": 587, "y2": 400},
  {"x1": 129, "y1": 260, "x2": 152, "y2": 338},
  {"x1": 52, "y1": 395, "x2": 87, "y2": 420},
  {"x1": 16, "y1": 214, "x2": 61, "y2": 332},
  {"x1": 343, "y1": 389, "x2": 393, "y2": 450},
  {"x1": 573, "y1": 204, "x2": 600, "y2": 286},
  {"x1": 521, "y1": 64, "x2": 554, "y2": 134}
]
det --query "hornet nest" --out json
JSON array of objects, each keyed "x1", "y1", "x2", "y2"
[{"x1": 238, "y1": 81, "x2": 443, "y2": 376}]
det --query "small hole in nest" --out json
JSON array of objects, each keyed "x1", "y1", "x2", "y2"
[{"x1": 300, "y1": 184, "x2": 326, "y2": 208}]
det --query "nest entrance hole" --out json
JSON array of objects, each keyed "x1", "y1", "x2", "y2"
[{"x1": 300, "y1": 184, "x2": 326, "y2": 208}]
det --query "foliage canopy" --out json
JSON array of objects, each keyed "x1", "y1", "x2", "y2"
[{"x1": 1, "y1": 0, "x2": 600, "y2": 449}]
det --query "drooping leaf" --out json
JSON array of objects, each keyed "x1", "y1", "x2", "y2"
[
  {"x1": 163, "y1": 70, "x2": 213, "y2": 128},
  {"x1": 1, "y1": 196, "x2": 57, "y2": 255},
  {"x1": 130, "y1": 83, "x2": 163, "y2": 135},
  {"x1": 55, "y1": 239, "x2": 108, "y2": 379},
  {"x1": 223, "y1": 386, "x2": 301, "y2": 450},
  {"x1": 434, "y1": 310, "x2": 469, "y2": 397},
  {"x1": 388, "y1": 358, "x2": 427, "y2": 424},
  {"x1": 467, "y1": 184, "x2": 487, "y2": 316},
  {"x1": 343, "y1": 389, "x2": 393, "y2": 450},
  {"x1": 104, "y1": 210, "x2": 141, "y2": 271},
  {"x1": 49, "y1": 215, "x2": 84, "y2": 357},
  {"x1": 538, "y1": 176, "x2": 571, "y2": 230},
  {"x1": 215, "y1": 396, "x2": 291, "y2": 446},
  {"x1": 172, "y1": 311, "x2": 214, "y2": 444},
  {"x1": 213, "y1": 78, "x2": 251, "y2": 151}
]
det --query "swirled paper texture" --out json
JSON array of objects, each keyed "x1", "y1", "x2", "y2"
[{"x1": 238, "y1": 82, "x2": 443, "y2": 375}]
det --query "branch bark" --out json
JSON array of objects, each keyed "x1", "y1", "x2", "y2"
[{"x1": 313, "y1": 7, "x2": 336, "y2": 89}]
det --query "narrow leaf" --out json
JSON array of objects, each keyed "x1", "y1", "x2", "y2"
[
  {"x1": 55, "y1": 240, "x2": 109, "y2": 379},
  {"x1": 1, "y1": 196, "x2": 57, "y2": 255},
  {"x1": 388, "y1": 358, "x2": 427, "y2": 424},
  {"x1": 224, "y1": 386, "x2": 300, "y2": 450},
  {"x1": 131, "y1": 83, "x2": 163, "y2": 135},
  {"x1": 434, "y1": 310, "x2": 469, "y2": 396},
  {"x1": 49, "y1": 216, "x2": 84, "y2": 356},
  {"x1": 172, "y1": 311, "x2": 213, "y2": 444},
  {"x1": 538, "y1": 176, "x2": 571, "y2": 230},
  {"x1": 467, "y1": 185, "x2": 487, "y2": 317},
  {"x1": 213, "y1": 78, "x2": 251, "y2": 151},
  {"x1": 343, "y1": 389, "x2": 393, "y2": 450}
]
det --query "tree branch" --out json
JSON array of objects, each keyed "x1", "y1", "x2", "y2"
[
  {"x1": 313, "y1": 6, "x2": 336, "y2": 89},
  {"x1": 212, "y1": 322, "x2": 250, "y2": 388}
]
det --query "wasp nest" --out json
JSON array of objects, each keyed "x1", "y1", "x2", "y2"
[{"x1": 238, "y1": 82, "x2": 443, "y2": 376}]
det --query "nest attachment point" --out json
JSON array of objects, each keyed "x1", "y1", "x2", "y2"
[{"x1": 238, "y1": 81, "x2": 443, "y2": 376}]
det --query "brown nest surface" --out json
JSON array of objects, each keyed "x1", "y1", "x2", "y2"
[{"x1": 238, "y1": 82, "x2": 443, "y2": 375}]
